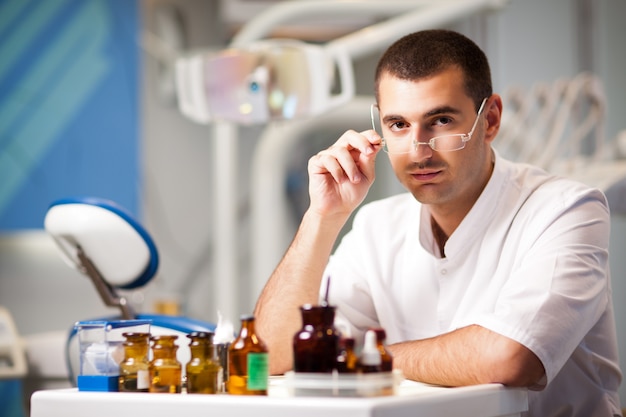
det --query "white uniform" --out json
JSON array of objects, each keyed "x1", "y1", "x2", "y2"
[{"x1": 322, "y1": 153, "x2": 622, "y2": 417}]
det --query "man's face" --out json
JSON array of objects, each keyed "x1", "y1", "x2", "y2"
[{"x1": 377, "y1": 67, "x2": 494, "y2": 214}]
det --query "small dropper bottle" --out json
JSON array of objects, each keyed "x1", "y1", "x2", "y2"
[{"x1": 358, "y1": 330, "x2": 382, "y2": 373}]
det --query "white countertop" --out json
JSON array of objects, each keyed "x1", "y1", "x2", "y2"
[{"x1": 31, "y1": 377, "x2": 528, "y2": 417}]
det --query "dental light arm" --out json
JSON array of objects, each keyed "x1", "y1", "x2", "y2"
[{"x1": 232, "y1": 0, "x2": 508, "y2": 58}]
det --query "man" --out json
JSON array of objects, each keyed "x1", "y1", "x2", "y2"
[{"x1": 253, "y1": 29, "x2": 622, "y2": 416}]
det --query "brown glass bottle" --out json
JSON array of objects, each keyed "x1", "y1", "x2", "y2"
[
  {"x1": 149, "y1": 335, "x2": 182, "y2": 393},
  {"x1": 186, "y1": 331, "x2": 222, "y2": 394},
  {"x1": 227, "y1": 315, "x2": 269, "y2": 395},
  {"x1": 371, "y1": 328, "x2": 393, "y2": 372},
  {"x1": 335, "y1": 337, "x2": 358, "y2": 373},
  {"x1": 119, "y1": 332, "x2": 150, "y2": 392},
  {"x1": 293, "y1": 304, "x2": 339, "y2": 373}
]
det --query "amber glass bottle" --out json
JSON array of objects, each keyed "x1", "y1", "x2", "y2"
[
  {"x1": 293, "y1": 304, "x2": 339, "y2": 373},
  {"x1": 336, "y1": 337, "x2": 358, "y2": 373},
  {"x1": 186, "y1": 332, "x2": 222, "y2": 394},
  {"x1": 149, "y1": 335, "x2": 182, "y2": 393},
  {"x1": 371, "y1": 328, "x2": 393, "y2": 372},
  {"x1": 227, "y1": 315, "x2": 269, "y2": 395},
  {"x1": 119, "y1": 332, "x2": 150, "y2": 392}
]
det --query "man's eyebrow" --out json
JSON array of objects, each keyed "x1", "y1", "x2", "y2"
[
  {"x1": 382, "y1": 114, "x2": 404, "y2": 124},
  {"x1": 424, "y1": 106, "x2": 462, "y2": 117},
  {"x1": 382, "y1": 106, "x2": 462, "y2": 123}
]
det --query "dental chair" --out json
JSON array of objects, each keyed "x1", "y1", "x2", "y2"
[{"x1": 44, "y1": 197, "x2": 215, "y2": 387}]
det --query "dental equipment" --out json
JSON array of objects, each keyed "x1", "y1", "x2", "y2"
[
  {"x1": 496, "y1": 73, "x2": 626, "y2": 216},
  {"x1": 44, "y1": 197, "x2": 215, "y2": 386},
  {"x1": 175, "y1": 39, "x2": 355, "y2": 125}
]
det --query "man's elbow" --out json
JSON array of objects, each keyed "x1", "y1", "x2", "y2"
[{"x1": 489, "y1": 343, "x2": 545, "y2": 387}]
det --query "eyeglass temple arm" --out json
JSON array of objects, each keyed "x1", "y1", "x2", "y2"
[{"x1": 468, "y1": 98, "x2": 489, "y2": 137}]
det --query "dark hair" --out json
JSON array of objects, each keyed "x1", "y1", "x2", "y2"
[{"x1": 374, "y1": 29, "x2": 492, "y2": 110}]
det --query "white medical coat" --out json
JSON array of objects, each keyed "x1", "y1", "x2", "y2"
[{"x1": 323, "y1": 153, "x2": 622, "y2": 417}]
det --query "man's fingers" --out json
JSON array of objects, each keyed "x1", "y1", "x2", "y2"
[{"x1": 310, "y1": 130, "x2": 381, "y2": 184}]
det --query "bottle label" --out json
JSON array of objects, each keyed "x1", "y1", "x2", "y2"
[
  {"x1": 246, "y1": 352, "x2": 269, "y2": 390},
  {"x1": 137, "y1": 369, "x2": 150, "y2": 390}
]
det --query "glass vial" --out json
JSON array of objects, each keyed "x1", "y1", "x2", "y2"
[
  {"x1": 227, "y1": 315, "x2": 269, "y2": 395},
  {"x1": 371, "y1": 328, "x2": 393, "y2": 372},
  {"x1": 214, "y1": 316, "x2": 235, "y2": 392},
  {"x1": 118, "y1": 332, "x2": 150, "y2": 392},
  {"x1": 149, "y1": 335, "x2": 182, "y2": 393},
  {"x1": 336, "y1": 337, "x2": 358, "y2": 373},
  {"x1": 293, "y1": 304, "x2": 339, "y2": 373},
  {"x1": 186, "y1": 331, "x2": 222, "y2": 394}
]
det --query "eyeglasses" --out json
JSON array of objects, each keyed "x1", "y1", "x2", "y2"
[{"x1": 370, "y1": 98, "x2": 488, "y2": 154}]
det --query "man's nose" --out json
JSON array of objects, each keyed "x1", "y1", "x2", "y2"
[{"x1": 409, "y1": 139, "x2": 434, "y2": 162}]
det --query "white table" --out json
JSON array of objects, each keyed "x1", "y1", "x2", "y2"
[{"x1": 30, "y1": 378, "x2": 528, "y2": 417}]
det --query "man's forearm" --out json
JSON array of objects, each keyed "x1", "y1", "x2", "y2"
[
  {"x1": 388, "y1": 325, "x2": 545, "y2": 388},
  {"x1": 253, "y1": 209, "x2": 348, "y2": 374}
]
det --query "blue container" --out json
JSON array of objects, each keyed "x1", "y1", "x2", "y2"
[{"x1": 75, "y1": 319, "x2": 151, "y2": 391}]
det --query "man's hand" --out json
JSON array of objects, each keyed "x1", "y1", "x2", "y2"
[{"x1": 307, "y1": 129, "x2": 382, "y2": 218}]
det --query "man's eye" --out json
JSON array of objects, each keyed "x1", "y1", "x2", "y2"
[
  {"x1": 433, "y1": 116, "x2": 453, "y2": 127},
  {"x1": 390, "y1": 121, "x2": 407, "y2": 131}
]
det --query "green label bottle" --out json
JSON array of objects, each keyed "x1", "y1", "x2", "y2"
[{"x1": 227, "y1": 315, "x2": 269, "y2": 395}]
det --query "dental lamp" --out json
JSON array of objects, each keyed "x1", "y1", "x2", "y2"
[
  {"x1": 44, "y1": 197, "x2": 215, "y2": 387},
  {"x1": 175, "y1": 39, "x2": 355, "y2": 125}
]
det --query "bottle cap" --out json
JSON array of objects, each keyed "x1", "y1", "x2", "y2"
[{"x1": 187, "y1": 331, "x2": 214, "y2": 340}]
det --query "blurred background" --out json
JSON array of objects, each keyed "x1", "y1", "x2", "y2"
[{"x1": 0, "y1": 0, "x2": 625, "y2": 413}]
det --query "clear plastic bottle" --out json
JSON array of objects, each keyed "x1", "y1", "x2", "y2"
[
  {"x1": 227, "y1": 315, "x2": 269, "y2": 395},
  {"x1": 149, "y1": 335, "x2": 182, "y2": 393},
  {"x1": 186, "y1": 331, "x2": 222, "y2": 394},
  {"x1": 118, "y1": 332, "x2": 150, "y2": 392}
]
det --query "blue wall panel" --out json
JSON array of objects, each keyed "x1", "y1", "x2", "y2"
[{"x1": 0, "y1": 0, "x2": 140, "y2": 230}]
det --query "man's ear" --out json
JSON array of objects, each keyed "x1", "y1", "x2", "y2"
[{"x1": 484, "y1": 94, "x2": 503, "y2": 144}]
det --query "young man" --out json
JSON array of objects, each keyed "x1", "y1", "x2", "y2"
[{"x1": 253, "y1": 29, "x2": 622, "y2": 416}]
